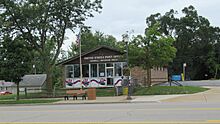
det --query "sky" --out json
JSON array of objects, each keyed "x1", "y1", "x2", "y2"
[{"x1": 63, "y1": 0, "x2": 220, "y2": 50}]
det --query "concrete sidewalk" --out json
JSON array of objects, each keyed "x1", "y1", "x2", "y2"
[
  {"x1": 54, "y1": 94, "x2": 185, "y2": 104},
  {"x1": 54, "y1": 87, "x2": 220, "y2": 104},
  {"x1": 162, "y1": 87, "x2": 220, "y2": 103}
]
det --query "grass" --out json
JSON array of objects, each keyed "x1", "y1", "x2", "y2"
[
  {"x1": 0, "y1": 86, "x2": 209, "y2": 104},
  {"x1": 0, "y1": 99, "x2": 60, "y2": 104},
  {"x1": 94, "y1": 86, "x2": 209, "y2": 96},
  {"x1": 133, "y1": 86, "x2": 209, "y2": 96},
  {"x1": 96, "y1": 88, "x2": 115, "y2": 97}
]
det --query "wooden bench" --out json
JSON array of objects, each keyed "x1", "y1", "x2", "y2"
[{"x1": 64, "y1": 89, "x2": 87, "y2": 100}]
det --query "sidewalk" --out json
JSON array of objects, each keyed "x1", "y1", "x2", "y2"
[
  {"x1": 54, "y1": 94, "x2": 185, "y2": 104},
  {"x1": 162, "y1": 87, "x2": 220, "y2": 103},
  {"x1": 54, "y1": 87, "x2": 220, "y2": 104}
]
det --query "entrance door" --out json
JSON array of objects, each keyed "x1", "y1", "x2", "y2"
[{"x1": 106, "y1": 68, "x2": 114, "y2": 85}]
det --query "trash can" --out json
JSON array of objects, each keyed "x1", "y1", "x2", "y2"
[
  {"x1": 123, "y1": 87, "x2": 128, "y2": 95},
  {"x1": 87, "y1": 87, "x2": 96, "y2": 100}
]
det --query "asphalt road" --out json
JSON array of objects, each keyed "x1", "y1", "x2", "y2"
[
  {"x1": 161, "y1": 80, "x2": 220, "y2": 87},
  {"x1": 0, "y1": 102, "x2": 220, "y2": 123}
]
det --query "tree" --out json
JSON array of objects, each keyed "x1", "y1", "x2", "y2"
[
  {"x1": 0, "y1": 0, "x2": 102, "y2": 93},
  {"x1": 67, "y1": 30, "x2": 121, "y2": 57},
  {"x1": 0, "y1": 35, "x2": 33, "y2": 100},
  {"x1": 129, "y1": 23, "x2": 176, "y2": 86},
  {"x1": 145, "y1": 5, "x2": 220, "y2": 80}
]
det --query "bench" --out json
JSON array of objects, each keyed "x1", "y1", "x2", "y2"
[{"x1": 64, "y1": 89, "x2": 87, "y2": 100}]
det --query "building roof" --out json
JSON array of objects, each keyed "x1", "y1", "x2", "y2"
[
  {"x1": 0, "y1": 81, "x2": 15, "y2": 87},
  {"x1": 57, "y1": 45, "x2": 125, "y2": 65},
  {"x1": 17, "y1": 74, "x2": 47, "y2": 87}
]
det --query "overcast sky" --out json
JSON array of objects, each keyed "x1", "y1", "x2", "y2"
[{"x1": 63, "y1": 0, "x2": 220, "y2": 50}]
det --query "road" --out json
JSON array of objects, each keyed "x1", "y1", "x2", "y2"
[
  {"x1": 0, "y1": 102, "x2": 220, "y2": 123},
  {"x1": 160, "y1": 80, "x2": 220, "y2": 87}
]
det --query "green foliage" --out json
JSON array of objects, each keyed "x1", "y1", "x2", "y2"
[
  {"x1": 0, "y1": 0, "x2": 102, "y2": 91},
  {"x1": 146, "y1": 5, "x2": 220, "y2": 80},
  {"x1": 0, "y1": 36, "x2": 33, "y2": 81},
  {"x1": 130, "y1": 23, "x2": 176, "y2": 68},
  {"x1": 68, "y1": 30, "x2": 122, "y2": 57}
]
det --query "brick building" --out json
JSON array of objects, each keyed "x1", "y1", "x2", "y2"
[{"x1": 131, "y1": 66, "x2": 168, "y2": 86}]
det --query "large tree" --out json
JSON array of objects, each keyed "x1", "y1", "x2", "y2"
[
  {"x1": 0, "y1": 0, "x2": 102, "y2": 93},
  {"x1": 0, "y1": 35, "x2": 33, "y2": 100},
  {"x1": 129, "y1": 23, "x2": 176, "y2": 86},
  {"x1": 145, "y1": 5, "x2": 220, "y2": 80}
]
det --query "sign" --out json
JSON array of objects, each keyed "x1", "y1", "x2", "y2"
[
  {"x1": 84, "y1": 55, "x2": 122, "y2": 63},
  {"x1": 171, "y1": 75, "x2": 182, "y2": 81}
]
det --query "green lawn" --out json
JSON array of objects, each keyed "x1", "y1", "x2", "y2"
[
  {"x1": 0, "y1": 99, "x2": 60, "y2": 104},
  {"x1": 133, "y1": 86, "x2": 208, "y2": 96},
  {"x1": 0, "y1": 86, "x2": 208, "y2": 104},
  {"x1": 96, "y1": 86, "x2": 208, "y2": 96},
  {"x1": 96, "y1": 88, "x2": 115, "y2": 96}
]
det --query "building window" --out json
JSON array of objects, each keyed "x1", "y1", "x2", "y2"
[
  {"x1": 74, "y1": 64, "x2": 80, "y2": 78},
  {"x1": 66, "y1": 65, "x2": 73, "y2": 78},
  {"x1": 91, "y1": 64, "x2": 98, "y2": 77},
  {"x1": 107, "y1": 63, "x2": 113, "y2": 67},
  {"x1": 99, "y1": 63, "x2": 105, "y2": 77},
  {"x1": 82, "y1": 64, "x2": 89, "y2": 77},
  {"x1": 115, "y1": 63, "x2": 122, "y2": 76}
]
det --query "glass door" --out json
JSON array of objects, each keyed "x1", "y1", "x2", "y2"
[{"x1": 106, "y1": 68, "x2": 114, "y2": 85}]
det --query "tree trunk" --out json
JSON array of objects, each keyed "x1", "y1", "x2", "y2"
[
  {"x1": 143, "y1": 76, "x2": 147, "y2": 87},
  {"x1": 146, "y1": 68, "x2": 151, "y2": 87},
  {"x1": 46, "y1": 64, "x2": 53, "y2": 95},
  {"x1": 16, "y1": 82, "x2": 20, "y2": 101},
  {"x1": 214, "y1": 66, "x2": 218, "y2": 79}
]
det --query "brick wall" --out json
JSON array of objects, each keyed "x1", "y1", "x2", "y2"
[{"x1": 130, "y1": 66, "x2": 168, "y2": 86}]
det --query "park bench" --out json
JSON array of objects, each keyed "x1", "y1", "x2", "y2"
[{"x1": 64, "y1": 89, "x2": 87, "y2": 100}]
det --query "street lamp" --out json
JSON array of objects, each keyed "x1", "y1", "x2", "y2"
[
  {"x1": 183, "y1": 63, "x2": 187, "y2": 81},
  {"x1": 33, "y1": 64, "x2": 36, "y2": 74},
  {"x1": 122, "y1": 32, "x2": 132, "y2": 100}
]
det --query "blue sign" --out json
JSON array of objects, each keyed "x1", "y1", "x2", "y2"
[{"x1": 171, "y1": 75, "x2": 182, "y2": 81}]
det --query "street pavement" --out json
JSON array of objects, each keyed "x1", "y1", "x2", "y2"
[
  {"x1": 1, "y1": 101, "x2": 220, "y2": 123},
  {"x1": 160, "y1": 80, "x2": 220, "y2": 87}
]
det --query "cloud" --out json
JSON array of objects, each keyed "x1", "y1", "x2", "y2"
[{"x1": 63, "y1": 0, "x2": 220, "y2": 47}]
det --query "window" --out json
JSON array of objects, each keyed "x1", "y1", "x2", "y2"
[
  {"x1": 82, "y1": 64, "x2": 89, "y2": 77},
  {"x1": 122, "y1": 62, "x2": 127, "y2": 68},
  {"x1": 91, "y1": 64, "x2": 98, "y2": 77},
  {"x1": 66, "y1": 65, "x2": 73, "y2": 78},
  {"x1": 107, "y1": 63, "x2": 113, "y2": 67},
  {"x1": 99, "y1": 63, "x2": 105, "y2": 77},
  {"x1": 74, "y1": 64, "x2": 80, "y2": 78},
  {"x1": 115, "y1": 63, "x2": 122, "y2": 76}
]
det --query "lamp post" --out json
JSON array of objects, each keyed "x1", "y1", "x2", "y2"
[
  {"x1": 183, "y1": 63, "x2": 187, "y2": 81},
  {"x1": 122, "y1": 33, "x2": 132, "y2": 100},
  {"x1": 33, "y1": 64, "x2": 36, "y2": 74}
]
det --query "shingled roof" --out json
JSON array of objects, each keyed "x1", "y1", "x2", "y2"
[
  {"x1": 57, "y1": 45, "x2": 125, "y2": 65},
  {"x1": 18, "y1": 74, "x2": 47, "y2": 87}
]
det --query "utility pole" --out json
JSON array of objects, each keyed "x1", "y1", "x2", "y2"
[{"x1": 122, "y1": 32, "x2": 132, "y2": 100}]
